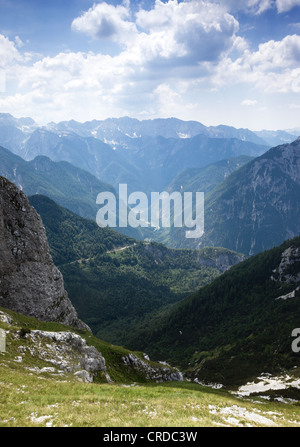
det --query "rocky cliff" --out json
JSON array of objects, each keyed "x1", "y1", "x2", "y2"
[
  {"x1": 0, "y1": 176, "x2": 88, "y2": 331},
  {"x1": 199, "y1": 138, "x2": 300, "y2": 255}
]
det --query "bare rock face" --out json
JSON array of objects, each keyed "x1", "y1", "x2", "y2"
[
  {"x1": 0, "y1": 176, "x2": 89, "y2": 331},
  {"x1": 122, "y1": 353, "x2": 183, "y2": 383},
  {"x1": 28, "y1": 330, "x2": 109, "y2": 383},
  {"x1": 271, "y1": 244, "x2": 300, "y2": 284}
]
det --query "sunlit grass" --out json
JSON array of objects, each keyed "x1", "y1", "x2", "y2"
[
  {"x1": 1, "y1": 366, "x2": 300, "y2": 427},
  {"x1": 1, "y1": 306, "x2": 300, "y2": 428}
]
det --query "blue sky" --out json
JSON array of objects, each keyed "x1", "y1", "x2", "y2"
[{"x1": 0, "y1": 0, "x2": 299, "y2": 130}]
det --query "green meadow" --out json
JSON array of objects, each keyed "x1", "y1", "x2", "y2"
[{"x1": 0, "y1": 307, "x2": 300, "y2": 428}]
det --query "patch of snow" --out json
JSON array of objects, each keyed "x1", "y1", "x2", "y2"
[
  {"x1": 177, "y1": 133, "x2": 190, "y2": 139},
  {"x1": 125, "y1": 132, "x2": 139, "y2": 138},
  {"x1": 233, "y1": 374, "x2": 300, "y2": 397}
]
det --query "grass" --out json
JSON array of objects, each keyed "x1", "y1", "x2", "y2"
[
  {"x1": 0, "y1": 306, "x2": 300, "y2": 428},
  {"x1": 1, "y1": 368, "x2": 300, "y2": 427}
]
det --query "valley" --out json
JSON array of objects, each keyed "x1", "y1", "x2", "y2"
[
  {"x1": 29, "y1": 194, "x2": 244, "y2": 346},
  {"x1": 1, "y1": 0, "x2": 300, "y2": 430},
  {"x1": 0, "y1": 114, "x2": 300, "y2": 428}
]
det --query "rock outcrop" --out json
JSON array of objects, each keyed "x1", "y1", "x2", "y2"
[
  {"x1": 197, "y1": 251, "x2": 246, "y2": 273},
  {"x1": 122, "y1": 353, "x2": 183, "y2": 383},
  {"x1": 0, "y1": 176, "x2": 89, "y2": 331},
  {"x1": 272, "y1": 245, "x2": 300, "y2": 284},
  {"x1": 1, "y1": 308, "x2": 184, "y2": 385},
  {"x1": 27, "y1": 330, "x2": 109, "y2": 383}
]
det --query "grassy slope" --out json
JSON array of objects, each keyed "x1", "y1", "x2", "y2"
[{"x1": 1, "y1": 306, "x2": 299, "y2": 428}]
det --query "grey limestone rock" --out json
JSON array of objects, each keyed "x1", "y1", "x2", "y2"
[
  {"x1": 122, "y1": 353, "x2": 183, "y2": 383},
  {"x1": 271, "y1": 245, "x2": 300, "y2": 284},
  {"x1": 25, "y1": 329, "x2": 109, "y2": 383},
  {"x1": 0, "y1": 176, "x2": 89, "y2": 331}
]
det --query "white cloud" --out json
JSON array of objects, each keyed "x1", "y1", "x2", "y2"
[
  {"x1": 71, "y1": 0, "x2": 239, "y2": 67},
  {"x1": 0, "y1": 34, "x2": 21, "y2": 67},
  {"x1": 1, "y1": 1, "x2": 299, "y2": 127},
  {"x1": 71, "y1": 2, "x2": 137, "y2": 44},
  {"x1": 256, "y1": 0, "x2": 275, "y2": 13},
  {"x1": 246, "y1": 34, "x2": 300, "y2": 70},
  {"x1": 210, "y1": 0, "x2": 275, "y2": 14},
  {"x1": 242, "y1": 99, "x2": 258, "y2": 106},
  {"x1": 14, "y1": 35, "x2": 24, "y2": 49},
  {"x1": 212, "y1": 0, "x2": 300, "y2": 14},
  {"x1": 0, "y1": 69, "x2": 5, "y2": 93},
  {"x1": 136, "y1": 0, "x2": 239, "y2": 63},
  {"x1": 212, "y1": 34, "x2": 300, "y2": 93},
  {"x1": 153, "y1": 83, "x2": 182, "y2": 116},
  {"x1": 276, "y1": 0, "x2": 300, "y2": 12}
]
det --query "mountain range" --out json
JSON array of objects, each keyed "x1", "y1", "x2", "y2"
[
  {"x1": 0, "y1": 112, "x2": 299, "y2": 257},
  {"x1": 0, "y1": 177, "x2": 185, "y2": 391},
  {"x1": 0, "y1": 115, "x2": 269, "y2": 195},
  {"x1": 0, "y1": 111, "x2": 300, "y2": 405},
  {"x1": 0, "y1": 112, "x2": 295, "y2": 195},
  {"x1": 157, "y1": 138, "x2": 300, "y2": 256}
]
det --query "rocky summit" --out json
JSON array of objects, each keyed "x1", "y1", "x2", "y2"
[{"x1": 0, "y1": 176, "x2": 88, "y2": 331}]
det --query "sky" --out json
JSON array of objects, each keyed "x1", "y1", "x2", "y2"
[{"x1": 0, "y1": 0, "x2": 300, "y2": 130}]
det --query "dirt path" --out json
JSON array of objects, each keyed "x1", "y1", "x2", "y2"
[{"x1": 66, "y1": 243, "x2": 137, "y2": 265}]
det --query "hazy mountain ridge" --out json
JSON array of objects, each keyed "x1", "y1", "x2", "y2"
[
  {"x1": 0, "y1": 114, "x2": 270, "y2": 195},
  {"x1": 0, "y1": 114, "x2": 299, "y2": 257},
  {"x1": 116, "y1": 134, "x2": 267, "y2": 193},
  {"x1": 0, "y1": 145, "x2": 143, "y2": 240},
  {"x1": 165, "y1": 155, "x2": 253, "y2": 195},
  {"x1": 1, "y1": 112, "x2": 296, "y2": 148},
  {"x1": 0, "y1": 145, "x2": 114, "y2": 216},
  {"x1": 45, "y1": 116, "x2": 290, "y2": 147}
]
